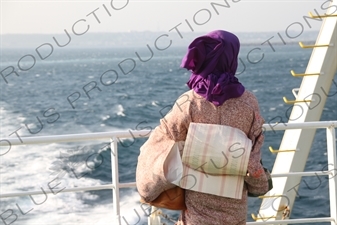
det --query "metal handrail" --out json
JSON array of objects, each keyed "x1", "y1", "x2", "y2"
[
  {"x1": 1, "y1": 121, "x2": 336, "y2": 146},
  {"x1": 0, "y1": 121, "x2": 336, "y2": 225},
  {"x1": 247, "y1": 217, "x2": 335, "y2": 224}
]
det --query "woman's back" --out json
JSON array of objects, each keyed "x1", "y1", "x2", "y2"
[
  {"x1": 188, "y1": 90, "x2": 258, "y2": 136},
  {"x1": 173, "y1": 90, "x2": 264, "y2": 225}
]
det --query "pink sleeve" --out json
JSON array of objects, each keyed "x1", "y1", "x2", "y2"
[
  {"x1": 244, "y1": 110, "x2": 270, "y2": 196},
  {"x1": 136, "y1": 94, "x2": 192, "y2": 201}
]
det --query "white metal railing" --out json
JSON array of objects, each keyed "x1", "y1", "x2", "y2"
[{"x1": 0, "y1": 121, "x2": 336, "y2": 225}]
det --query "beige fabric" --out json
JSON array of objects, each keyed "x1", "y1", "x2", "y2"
[
  {"x1": 136, "y1": 90, "x2": 269, "y2": 225},
  {"x1": 182, "y1": 123, "x2": 252, "y2": 176},
  {"x1": 177, "y1": 123, "x2": 252, "y2": 199}
]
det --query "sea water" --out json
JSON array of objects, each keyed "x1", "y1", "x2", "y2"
[{"x1": 0, "y1": 33, "x2": 336, "y2": 225}]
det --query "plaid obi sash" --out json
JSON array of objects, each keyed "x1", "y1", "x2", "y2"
[{"x1": 177, "y1": 123, "x2": 252, "y2": 199}]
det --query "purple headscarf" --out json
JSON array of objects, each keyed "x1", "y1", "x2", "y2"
[{"x1": 181, "y1": 30, "x2": 245, "y2": 106}]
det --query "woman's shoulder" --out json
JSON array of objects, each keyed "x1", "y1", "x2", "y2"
[
  {"x1": 177, "y1": 90, "x2": 205, "y2": 103},
  {"x1": 240, "y1": 90, "x2": 259, "y2": 102},
  {"x1": 176, "y1": 89, "x2": 261, "y2": 109},
  {"x1": 236, "y1": 90, "x2": 261, "y2": 111}
]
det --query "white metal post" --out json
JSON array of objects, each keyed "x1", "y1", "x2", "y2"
[
  {"x1": 111, "y1": 137, "x2": 121, "y2": 225},
  {"x1": 148, "y1": 206, "x2": 161, "y2": 225},
  {"x1": 326, "y1": 127, "x2": 337, "y2": 225}
]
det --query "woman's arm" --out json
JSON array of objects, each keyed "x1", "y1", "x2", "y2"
[
  {"x1": 244, "y1": 104, "x2": 271, "y2": 196},
  {"x1": 244, "y1": 132, "x2": 270, "y2": 196}
]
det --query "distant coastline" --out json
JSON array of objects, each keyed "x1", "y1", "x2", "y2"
[{"x1": 1, "y1": 30, "x2": 319, "y2": 49}]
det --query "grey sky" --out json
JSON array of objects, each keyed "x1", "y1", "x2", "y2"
[{"x1": 1, "y1": 0, "x2": 330, "y2": 35}]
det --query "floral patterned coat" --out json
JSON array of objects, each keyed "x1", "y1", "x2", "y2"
[{"x1": 136, "y1": 90, "x2": 270, "y2": 225}]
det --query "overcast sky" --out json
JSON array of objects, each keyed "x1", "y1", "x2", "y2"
[{"x1": 0, "y1": 0, "x2": 332, "y2": 34}]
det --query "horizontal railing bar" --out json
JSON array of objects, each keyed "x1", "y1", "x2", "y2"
[
  {"x1": 1, "y1": 169, "x2": 329, "y2": 199},
  {"x1": 1, "y1": 121, "x2": 336, "y2": 146},
  {"x1": 263, "y1": 121, "x2": 336, "y2": 131},
  {"x1": 0, "y1": 184, "x2": 115, "y2": 198},
  {"x1": 246, "y1": 217, "x2": 334, "y2": 224},
  {"x1": 119, "y1": 182, "x2": 136, "y2": 188},
  {"x1": 0, "y1": 182, "x2": 136, "y2": 199},
  {"x1": 0, "y1": 130, "x2": 152, "y2": 146},
  {"x1": 271, "y1": 171, "x2": 331, "y2": 177}
]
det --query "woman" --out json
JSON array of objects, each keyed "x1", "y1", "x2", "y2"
[{"x1": 136, "y1": 30, "x2": 270, "y2": 225}]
